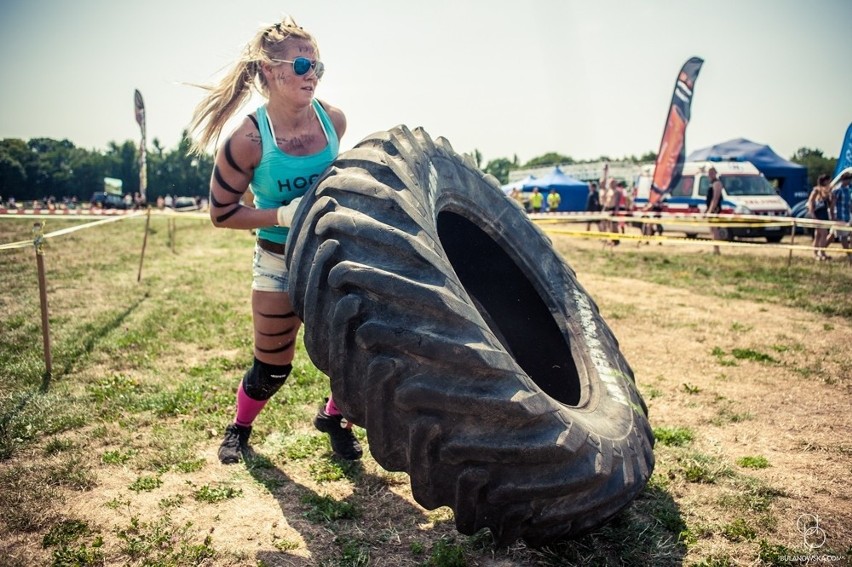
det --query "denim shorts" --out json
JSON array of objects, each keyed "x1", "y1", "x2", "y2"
[{"x1": 252, "y1": 244, "x2": 290, "y2": 292}]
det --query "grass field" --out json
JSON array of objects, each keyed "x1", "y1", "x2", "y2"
[{"x1": 1, "y1": 215, "x2": 850, "y2": 566}]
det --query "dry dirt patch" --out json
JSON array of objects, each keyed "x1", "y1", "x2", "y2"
[
  {"x1": 4, "y1": 224, "x2": 851, "y2": 565},
  {"x1": 574, "y1": 264, "x2": 852, "y2": 556}
]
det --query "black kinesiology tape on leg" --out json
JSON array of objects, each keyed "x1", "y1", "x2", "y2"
[{"x1": 242, "y1": 357, "x2": 292, "y2": 401}]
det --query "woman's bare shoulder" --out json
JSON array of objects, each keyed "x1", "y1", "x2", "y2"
[
  {"x1": 317, "y1": 99, "x2": 346, "y2": 139},
  {"x1": 221, "y1": 115, "x2": 262, "y2": 169}
]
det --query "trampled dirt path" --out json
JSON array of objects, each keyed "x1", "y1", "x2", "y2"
[
  {"x1": 572, "y1": 257, "x2": 852, "y2": 559},
  {"x1": 8, "y1": 230, "x2": 851, "y2": 565}
]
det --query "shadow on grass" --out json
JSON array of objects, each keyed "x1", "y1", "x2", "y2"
[
  {"x1": 529, "y1": 481, "x2": 687, "y2": 566},
  {"x1": 244, "y1": 445, "x2": 685, "y2": 566},
  {"x1": 0, "y1": 294, "x2": 147, "y2": 460},
  {"x1": 246, "y1": 452, "x2": 431, "y2": 566},
  {"x1": 47, "y1": 292, "x2": 149, "y2": 386}
]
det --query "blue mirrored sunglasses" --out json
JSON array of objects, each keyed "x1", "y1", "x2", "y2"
[{"x1": 274, "y1": 57, "x2": 324, "y2": 79}]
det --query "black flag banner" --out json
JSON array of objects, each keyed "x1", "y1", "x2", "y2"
[
  {"x1": 649, "y1": 57, "x2": 704, "y2": 204},
  {"x1": 134, "y1": 89, "x2": 148, "y2": 202}
]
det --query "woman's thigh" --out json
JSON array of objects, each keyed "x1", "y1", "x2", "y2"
[{"x1": 252, "y1": 289, "x2": 302, "y2": 365}]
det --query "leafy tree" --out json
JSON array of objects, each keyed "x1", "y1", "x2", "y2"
[
  {"x1": 0, "y1": 139, "x2": 31, "y2": 198},
  {"x1": 524, "y1": 152, "x2": 574, "y2": 168},
  {"x1": 0, "y1": 151, "x2": 26, "y2": 198},
  {"x1": 27, "y1": 138, "x2": 78, "y2": 200},
  {"x1": 0, "y1": 134, "x2": 216, "y2": 204},
  {"x1": 104, "y1": 140, "x2": 140, "y2": 195},
  {"x1": 149, "y1": 130, "x2": 212, "y2": 200},
  {"x1": 638, "y1": 151, "x2": 657, "y2": 163},
  {"x1": 68, "y1": 147, "x2": 108, "y2": 198},
  {"x1": 790, "y1": 147, "x2": 836, "y2": 187},
  {"x1": 483, "y1": 157, "x2": 515, "y2": 185}
]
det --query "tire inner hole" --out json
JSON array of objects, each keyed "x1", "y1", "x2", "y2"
[{"x1": 437, "y1": 211, "x2": 581, "y2": 406}]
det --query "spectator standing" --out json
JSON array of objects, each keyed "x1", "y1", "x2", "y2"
[
  {"x1": 509, "y1": 188, "x2": 525, "y2": 209},
  {"x1": 617, "y1": 181, "x2": 631, "y2": 234},
  {"x1": 529, "y1": 188, "x2": 544, "y2": 213},
  {"x1": 601, "y1": 179, "x2": 622, "y2": 244},
  {"x1": 706, "y1": 166, "x2": 724, "y2": 255},
  {"x1": 807, "y1": 174, "x2": 834, "y2": 261},
  {"x1": 585, "y1": 182, "x2": 601, "y2": 231},
  {"x1": 830, "y1": 171, "x2": 851, "y2": 263},
  {"x1": 547, "y1": 189, "x2": 561, "y2": 212}
]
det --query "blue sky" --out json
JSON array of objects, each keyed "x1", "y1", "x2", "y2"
[{"x1": 1, "y1": 0, "x2": 850, "y2": 164}]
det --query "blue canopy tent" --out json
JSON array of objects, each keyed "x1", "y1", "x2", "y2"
[
  {"x1": 522, "y1": 166, "x2": 588, "y2": 211},
  {"x1": 687, "y1": 138, "x2": 808, "y2": 207}
]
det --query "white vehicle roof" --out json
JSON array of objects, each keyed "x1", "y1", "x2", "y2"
[{"x1": 638, "y1": 160, "x2": 761, "y2": 177}]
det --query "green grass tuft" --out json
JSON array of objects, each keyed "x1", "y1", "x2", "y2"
[
  {"x1": 654, "y1": 426, "x2": 694, "y2": 447},
  {"x1": 193, "y1": 483, "x2": 243, "y2": 503},
  {"x1": 735, "y1": 455, "x2": 770, "y2": 469},
  {"x1": 301, "y1": 493, "x2": 359, "y2": 523}
]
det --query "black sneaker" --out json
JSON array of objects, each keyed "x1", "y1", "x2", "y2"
[
  {"x1": 314, "y1": 410, "x2": 363, "y2": 460},
  {"x1": 218, "y1": 423, "x2": 252, "y2": 464}
]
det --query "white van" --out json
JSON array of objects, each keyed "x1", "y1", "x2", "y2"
[{"x1": 633, "y1": 160, "x2": 792, "y2": 242}]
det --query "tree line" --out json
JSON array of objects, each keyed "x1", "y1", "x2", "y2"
[
  {"x1": 0, "y1": 131, "x2": 837, "y2": 204},
  {"x1": 474, "y1": 150, "x2": 660, "y2": 186},
  {"x1": 474, "y1": 148, "x2": 837, "y2": 187},
  {"x1": 0, "y1": 131, "x2": 212, "y2": 204}
]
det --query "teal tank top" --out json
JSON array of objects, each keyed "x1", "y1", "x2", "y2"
[{"x1": 252, "y1": 99, "x2": 339, "y2": 244}]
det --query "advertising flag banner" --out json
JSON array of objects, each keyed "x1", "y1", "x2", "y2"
[
  {"x1": 134, "y1": 89, "x2": 148, "y2": 202},
  {"x1": 833, "y1": 122, "x2": 852, "y2": 178},
  {"x1": 649, "y1": 57, "x2": 704, "y2": 204},
  {"x1": 104, "y1": 177, "x2": 123, "y2": 196}
]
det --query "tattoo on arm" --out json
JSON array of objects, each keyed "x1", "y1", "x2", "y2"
[
  {"x1": 215, "y1": 205, "x2": 241, "y2": 224},
  {"x1": 223, "y1": 139, "x2": 245, "y2": 174},
  {"x1": 213, "y1": 166, "x2": 242, "y2": 196},
  {"x1": 210, "y1": 192, "x2": 238, "y2": 209}
]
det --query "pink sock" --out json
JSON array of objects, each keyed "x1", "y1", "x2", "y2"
[
  {"x1": 325, "y1": 396, "x2": 341, "y2": 416},
  {"x1": 234, "y1": 381, "x2": 267, "y2": 427}
]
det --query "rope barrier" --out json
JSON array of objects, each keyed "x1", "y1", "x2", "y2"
[
  {"x1": 3, "y1": 206, "x2": 849, "y2": 256},
  {"x1": 0, "y1": 209, "x2": 210, "y2": 252},
  {"x1": 0, "y1": 212, "x2": 144, "y2": 251},
  {"x1": 540, "y1": 226, "x2": 852, "y2": 256},
  {"x1": 1, "y1": 208, "x2": 207, "y2": 376},
  {"x1": 530, "y1": 210, "x2": 851, "y2": 232}
]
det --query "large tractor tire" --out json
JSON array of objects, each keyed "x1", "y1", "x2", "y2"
[{"x1": 285, "y1": 125, "x2": 655, "y2": 546}]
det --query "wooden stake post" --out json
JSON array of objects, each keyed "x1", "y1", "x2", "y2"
[
  {"x1": 33, "y1": 222, "x2": 52, "y2": 377},
  {"x1": 137, "y1": 207, "x2": 151, "y2": 282},
  {"x1": 787, "y1": 220, "x2": 797, "y2": 267}
]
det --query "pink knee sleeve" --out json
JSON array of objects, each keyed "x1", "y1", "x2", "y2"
[
  {"x1": 325, "y1": 396, "x2": 341, "y2": 416},
  {"x1": 235, "y1": 381, "x2": 267, "y2": 427}
]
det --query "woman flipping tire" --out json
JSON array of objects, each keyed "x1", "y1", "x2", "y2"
[{"x1": 285, "y1": 125, "x2": 655, "y2": 546}]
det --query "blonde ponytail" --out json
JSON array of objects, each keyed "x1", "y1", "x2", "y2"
[{"x1": 187, "y1": 16, "x2": 318, "y2": 155}]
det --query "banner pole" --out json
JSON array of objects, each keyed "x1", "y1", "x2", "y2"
[
  {"x1": 134, "y1": 89, "x2": 148, "y2": 204},
  {"x1": 649, "y1": 57, "x2": 704, "y2": 206},
  {"x1": 137, "y1": 207, "x2": 151, "y2": 282},
  {"x1": 33, "y1": 222, "x2": 52, "y2": 378}
]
